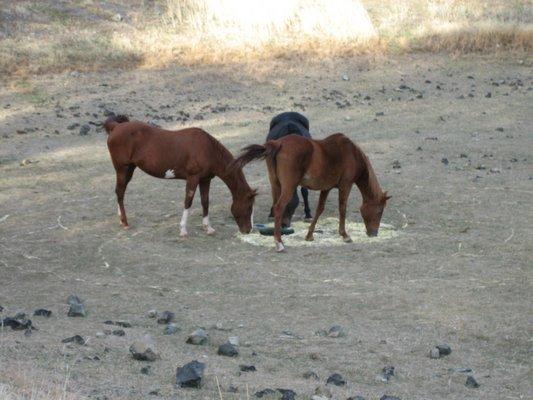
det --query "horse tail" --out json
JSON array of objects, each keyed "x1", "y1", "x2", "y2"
[
  {"x1": 232, "y1": 142, "x2": 281, "y2": 170},
  {"x1": 103, "y1": 114, "x2": 129, "y2": 134}
]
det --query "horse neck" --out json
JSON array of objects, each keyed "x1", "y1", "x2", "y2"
[
  {"x1": 353, "y1": 146, "x2": 382, "y2": 203},
  {"x1": 216, "y1": 162, "x2": 251, "y2": 200}
]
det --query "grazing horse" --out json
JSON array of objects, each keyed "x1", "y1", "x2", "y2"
[
  {"x1": 233, "y1": 133, "x2": 390, "y2": 252},
  {"x1": 104, "y1": 115, "x2": 256, "y2": 236},
  {"x1": 267, "y1": 112, "x2": 312, "y2": 225}
]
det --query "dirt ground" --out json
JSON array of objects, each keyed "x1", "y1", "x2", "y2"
[{"x1": 0, "y1": 54, "x2": 532, "y2": 400}]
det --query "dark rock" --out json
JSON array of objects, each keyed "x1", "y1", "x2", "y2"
[
  {"x1": 448, "y1": 367, "x2": 472, "y2": 373},
  {"x1": 140, "y1": 365, "x2": 152, "y2": 375},
  {"x1": 303, "y1": 370, "x2": 319, "y2": 380},
  {"x1": 112, "y1": 329, "x2": 125, "y2": 336},
  {"x1": 186, "y1": 329, "x2": 208, "y2": 345},
  {"x1": 495, "y1": 127, "x2": 504, "y2": 132},
  {"x1": 239, "y1": 364, "x2": 256, "y2": 372},
  {"x1": 277, "y1": 388, "x2": 296, "y2": 400},
  {"x1": 0, "y1": 305, "x2": 3, "y2": 312},
  {"x1": 104, "y1": 320, "x2": 132, "y2": 328},
  {"x1": 327, "y1": 324, "x2": 345, "y2": 338},
  {"x1": 465, "y1": 375, "x2": 480, "y2": 388},
  {"x1": 33, "y1": 309, "x2": 52, "y2": 317},
  {"x1": 255, "y1": 388, "x2": 276, "y2": 398},
  {"x1": 62, "y1": 335, "x2": 85, "y2": 345},
  {"x1": 2, "y1": 316, "x2": 33, "y2": 331},
  {"x1": 327, "y1": 373, "x2": 346, "y2": 386},
  {"x1": 380, "y1": 396, "x2": 401, "y2": 400},
  {"x1": 228, "y1": 385, "x2": 238, "y2": 393},
  {"x1": 441, "y1": 158, "x2": 449, "y2": 165},
  {"x1": 383, "y1": 366, "x2": 395, "y2": 379},
  {"x1": 164, "y1": 323, "x2": 180, "y2": 335},
  {"x1": 79, "y1": 124, "x2": 90, "y2": 135},
  {"x1": 347, "y1": 397, "x2": 365, "y2": 400},
  {"x1": 67, "y1": 295, "x2": 86, "y2": 317},
  {"x1": 67, "y1": 123, "x2": 79, "y2": 130},
  {"x1": 436, "y1": 344, "x2": 452, "y2": 356},
  {"x1": 218, "y1": 342, "x2": 238, "y2": 357},
  {"x1": 176, "y1": 360, "x2": 205, "y2": 388},
  {"x1": 392, "y1": 160, "x2": 401, "y2": 169},
  {"x1": 148, "y1": 386, "x2": 160, "y2": 395},
  {"x1": 376, "y1": 111, "x2": 384, "y2": 116},
  {"x1": 485, "y1": 92, "x2": 492, "y2": 98},
  {"x1": 157, "y1": 311, "x2": 174, "y2": 324},
  {"x1": 130, "y1": 342, "x2": 158, "y2": 361}
]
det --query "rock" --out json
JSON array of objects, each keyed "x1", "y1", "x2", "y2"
[
  {"x1": 303, "y1": 370, "x2": 319, "y2": 379},
  {"x1": 392, "y1": 160, "x2": 401, "y2": 169},
  {"x1": 327, "y1": 325, "x2": 345, "y2": 338},
  {"x1": 186, "y1": 329, "x2": 208, "y2": 345},
  {"x1": 277, "y1": 388, "x2": 296, "y2": 400},
  {"x1": 228, "y1": 336, "x2": 240, "y2": 345},
  {"x1": 326, "y1": 373, "x2": 346, "y2": 386},
  {"x1": 130, "y1": 341, "x2": 158, "y2": 362},
  {"x1": 239, "y1": 364, "x2": 256, "y2": 372},
  {"x1": 347, "y1": 397, "x2": 365, "y2": 400},
  {"x1": 148, "y1": 386, "x2": 160, "y2": 395},
  {"x1": 485, "y1": 92, "x2": 492, "y2": 98},
  {"x1": 20, "y1": 159, "x2": 33, "y2": 166},
  {"x1": 140, "y1": 365, "x2": 152, "y2": 375},
  {"x1": 311, "y1": 396, "x2": 328, "y2": 400},
  {"x1": 429, "y1": 347, "x2": 440, "y2": 359},
  {"x1": 342, "y1": 75, "x2": 349, "y2": 81},
  {"x1": 112, "y1": 13, "x2": 123, "y2": 22},
  {"x1": 176, "y1": 360, "x2": 205, "y2": 388},
  {"x1": 67, "y1": 123, "x2": 79, "y2": 130},
  {"x1": 255, "y1": 388, "x2": 276, "y2": 398},
  {"x1": 33, "y1": 309, "x2": 52, "y2": 317},
  {"x1": 2, "y1": 316, "x2": 33, "y2": 331},
  {"x1": 164, "y1": 323, "x2": 180, "y2": 335},
  {"x1": 62, "y1": 335, "x2": 85, "y2": 345},
  {"x1": 436, "y1": 344, "x2": 452, "y2": 356},
  {"x1": 157, "y1": 311, "x2": 174, "y2": 324},
  {"x1": 79, "y1": 124, "x2": 90, "y2": 136},
  {"x1": 441, "y1": 158, "x2": 449, "y2": 165},
  {"x1": 67, "y1": 295, "x2": 86, "y2": 317},
  {"x1": 0, "y1": 305, "x2": 3, "y2": 312},
  {"x1": 376, "y1": 111, "x2": 385, "y2": 116},
  {"x1": 448, "y1": 367, "x2": 472, "y2": 373},
  {"x1": 380, "y1": 396, "x2": 401, "y2": 400},
  {"x1": 228, "y1": 384, "x2": 238, "y2": 393},
  {"x1": 104, "y1": 320, "x2": 132, "y2": 328},
  {"x1": 376, "y1": 366, "x2": 395, "y2": 382},
  {"x1": 147, "y1": 309, "x2": 158, "y2": 318},
  {"x1": 96, "y1": 331, "x2": 106, "y2": 338},
  {"x1": 112, "y1": 329, "x2": 125, "y2": 336},
  {"x1": 495, "y1": 127, "x2": 504, "y2": 132},
  {"x1": 465, "y1": 375, "x2": 480, "y2": 388},
  {"x1": 218, "y1": 342, "x2": 238, "y2": 357}
]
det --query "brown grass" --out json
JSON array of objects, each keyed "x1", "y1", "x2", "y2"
[{"x1": 0, "y1": 0, "x2": 531, "y2": 78}]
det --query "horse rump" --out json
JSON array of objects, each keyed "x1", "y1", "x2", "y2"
[{"x1": 231, "y1": 142, "x2": 282, "y2": 171}]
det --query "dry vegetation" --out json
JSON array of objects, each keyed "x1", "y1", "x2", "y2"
[{"x1": 0, "y1": 0, "x2": 531, "y2": 78}]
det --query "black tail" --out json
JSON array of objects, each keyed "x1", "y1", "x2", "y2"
[
  {"x1": 103, "y1": 114, "x2": 129, "y2": 134},
  {"x1": 231, "y1": 142, "x2": 281, "y2": 171}
]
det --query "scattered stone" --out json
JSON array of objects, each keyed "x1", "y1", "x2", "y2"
[
  {"x1": 148, "y1": 386, "x2": 160, "y2": 395},
  {"x1": 79, "y1": 124, "x2": 90, "y2": 136},
  {"x1": 327, "y1": 325, "x2": 345, "y2": 338},
  {"x1": 429, "y1": 347, "x2": 440, "y2": 359},
  {"x1": 62, "y1": 335, "x2": 85, "y2": 345},
  {"x1": 164, "y1": 323, "x2": 180, "y2": 335},
  {"x1": 326, "y1": 373, "x2": 346, "y2": 386},
  {"x1": 228, "y1": 384, "x2": 238, "y2": 393},
  {"x1": 436, "y1": 344, "x2": 452, "y2": 356},
  {"x1": 96, "y1": 331, "x2": 106, "y2": 338},
  {"x1": 67, "y1": 123, "x2": 79, "y2": 130},
  {"x1": 255, "y1": 388, "x2": 276, "y2": 398},
  {"x1": 112, "y1": 13, "x2": 123, "y2": 22},
  {"x1": 342, "y1": 75, "x2": 349, "y2": 81},
  {"x1": 112, "y1": 329, "x2": 125, "y2": 337},
  {"x1": 347, "y1": 397, "x2": 365, "y2": 400},
  {"x1": 448, "y1": 367, "x2": 472, "y2": 373},
  {"x1": 0, "y1": 306, "x2": 3, "y2": 312},
  {"x1": 376, "y1": 366, "x2": 395, "y2": 382},
  {"x1": 392, "y1": 160, "x2": 401, "y2": 169},
  {"x1": 130, "y1": 341, "x2": 158, "y2": 361},
  {"x1": 228, "y1": 336, "x2": 240, "y2": 346},
  {"x1": 147, "y1": 309, "x2": 158, "y2": 318},
  {"x1": 441, "y1": 158, "x2": 449, "y2": 165},
  {"x1": 465, "y1": 375, "x2": 480, "y2": 388},
  {"x1": 20, "y1": 159, "x2": 34, "y2": 166},
  {"x1": 140, "y1": 365, "x2": 152, "y2": 375},
  {"x1": 380, "y1": 396, "x2": 401, "y2": 400},
  {"x1": 67, "y1": 295, "x2": 86, "y2": 317},
  {"x1": 104, "y1": 320, "x2": 132, "y2": 328},
  {"x1": 218, "y1": 342, "x2": 239, "y2": 357},
  {"x1": 277, "y1": 388, "x2": 296, "y2": 400},
  {"x1": 239, "y1": 364, "x2": 256, "y2": 372},
  {"x1": 311, "y1": 396, "x2": 328, "y2": 400},
  {"x1": 176, "y1": 360, "x2": 205, "y2": 388},
  {"x1": 2, "y1": 316, "x2": 33, "y2": 331},
  {"x1": 186, "y1": 329, "x2": 208, "y2": 345},
  {"x1": 33, "y1": 309, "x2": 52, "y2": 317},
  {"x1": 376, "y1": 111, "x2": 384, "y2": 116},
  {"x1": 485, "y1": 92, "x2": 492, "y2": 98},
  {"x1": 303, "y1": 370, "x2": 319, "y2": 380},
  {"x1": 495, "y1": 127, "x2": 504, "y2": 132},
  {"x1": 157, "y1": 311, "x2": 174, "y2": 324}
]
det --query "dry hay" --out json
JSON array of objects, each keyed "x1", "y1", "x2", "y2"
[{"x1": 238, "y1": 217, "x2": 398, "y2": 247}]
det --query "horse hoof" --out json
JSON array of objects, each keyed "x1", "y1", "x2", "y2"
[
  {"x1": 304, "y1": 217, "x2": 313, "y2": 223},
  {"x1": 275, "y1": 241, "x2": 285, "y2": 252},
  {"x1": 343, "y1": 236, "x2": 353, "y2": 243},
  {"x1": 121, "y1": 224, "x2": 130, "y2": 230},
  {"x1": 179, "y1": 232, "x2": 188, "y2": 239},
  {"x1": 204, "y1": 226, "x2": 216, "y2": 236},
  {"x1": 305, "y1": 235, "x2": 314, "y2": 242}
]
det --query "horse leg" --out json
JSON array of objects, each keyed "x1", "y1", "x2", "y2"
[
  {"x1": 305, "y1": 189, "x2": 330, "y2": 241},
  {"x1": 268, "y1": 165, "x2": 281, "y2": 222},
  {"x1": 338, "y1": 184, "x2": 353, "y2": 243},
  {"x1": 199, "y1": 178, "x2": 215, "y2": 235},
  {"x1": 301, "y1": 186, "x2": 312, "y2": 221},
  {"x1": 115, "y1": 164, "x2": 136, "y2": 228},
  {"x1": 272, "y1": 186, "x2": 297, "y2": 252},
  {"x1": 179, "y1": 175, "x2": 200, "y2": 238},
  {"x1": 282, "y1": 189, "x2": 299, "y2": 227}
]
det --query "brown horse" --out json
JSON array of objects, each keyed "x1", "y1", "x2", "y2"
[
  {"x1": 233, "y1": 133, "x2": 390, "y2": 251},
  {"x1": 104, "y1": 115, "x2": 256, "y2": 236}
]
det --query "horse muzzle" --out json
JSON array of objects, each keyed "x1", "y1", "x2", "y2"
[{"x1": 366, "y1": 229, "x2": 378, "y2": 237}]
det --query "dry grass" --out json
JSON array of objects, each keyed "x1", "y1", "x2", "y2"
[{"x1": 0, "y1": 0, "x2": 532, "y2": 78}]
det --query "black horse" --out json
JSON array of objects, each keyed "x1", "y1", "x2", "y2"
[{"x1": 267, "y1": 112, "x2": 313, "y2": 226}]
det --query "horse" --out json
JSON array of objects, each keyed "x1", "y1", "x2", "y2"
[
  {"x1": 104, "y1": 114, "x2": 256, "y2": 236},
  {"x1": 233, "y1": 133, "x2": 390, "y2": 252},
  {"x1": 267, "y1": 112, "x2": 312, "y2": 225}
]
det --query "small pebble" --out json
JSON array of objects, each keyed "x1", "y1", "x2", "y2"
[
  {"x1": 176, "y1": 360, "x2": 205, "y2": 388},
  {"x1": 326, "y1": 373, "x2": 346, "y2": 386},
  {"x1": 33, "y1": 309, "x2": 52, "y2": 317},
  {"x1": 129, "y1": 341, "x2": 158, "y2": 361},
  {"x1": 436, "y1": 344, "x2": 452, "y2": 356},
  {"x1": 186, "y1": 329, "x2": 208, "y2": 345},
  {"x1": 218, "y1": 342, "x2": 238, "y2": 357},
  {"x1": 157, "y1": 311, "x2": 174, "y2": 324},
  {"x1": 164, "y1": 323, "x2": 180, "y2": 335},
  {"x1": 465, "y1": 375, "x2": 480, "y2": 388}
]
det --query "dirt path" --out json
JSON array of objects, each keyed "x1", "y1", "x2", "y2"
[{"x1": 0, "y1": 54, "x2": 532, "y2": 399}]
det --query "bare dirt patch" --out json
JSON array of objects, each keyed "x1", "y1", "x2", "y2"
[{"x1": 0, "y1": 54, "x2": 532, "y2": 399}]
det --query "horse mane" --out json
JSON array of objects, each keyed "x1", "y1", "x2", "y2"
[{"x1": 352, "y1": 142, "x2": 382, "y2": 202}]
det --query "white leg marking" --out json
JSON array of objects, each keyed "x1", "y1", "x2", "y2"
[
  {"x1": 180, "y1": 208, "x2": 189, "y2": 237},
  {"x1": 202, "y1": 215, "x2": 215, "y2": 235},
  {"x1": 250, "y1": 206, "x2": 254, "y2": 228},
  {"x1": 275, "y1": 240, "x2": 285, "y2": 252},
  {"x1": 117, "y1": 204, "x2": 121, "y2": 217},
  {"x1": 164, "y1": 169, "x2": 175, "y2": 179}
]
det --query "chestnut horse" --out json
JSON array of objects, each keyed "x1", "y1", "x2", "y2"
[
  {"x1": 233, "y1": 133, "x2": 390, "y2": 251},
  {"x1": 104, "y1": 115, "x2": 256, "y2": 236}
]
